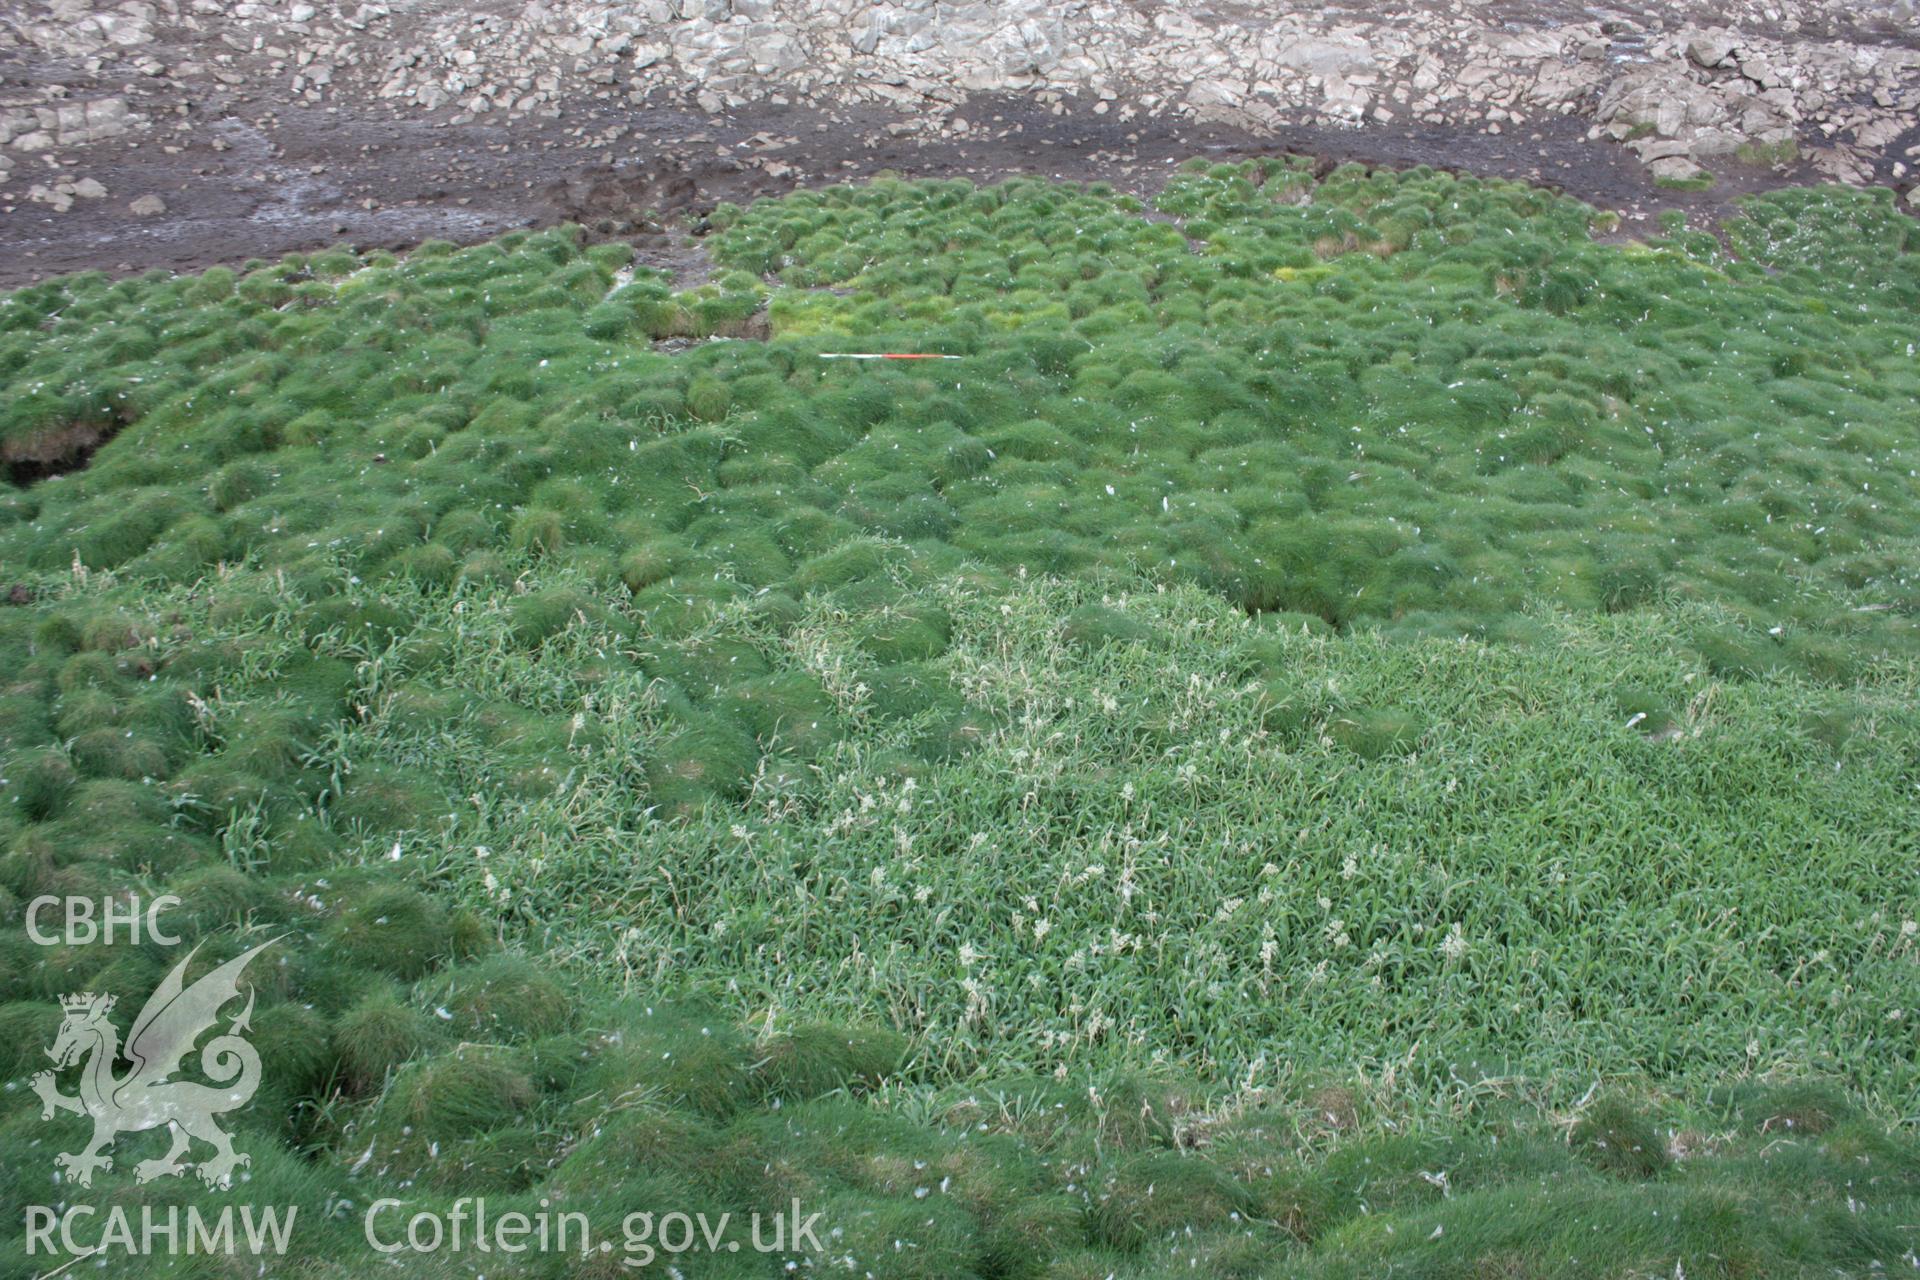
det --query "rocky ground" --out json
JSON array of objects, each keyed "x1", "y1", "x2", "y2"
[{"x1": 2, "y1": 0, "x2": 1917, "y2": 286}]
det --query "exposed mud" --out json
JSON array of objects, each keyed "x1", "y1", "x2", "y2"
[{"x1": 0, "y1": 89, "x2": 1829, "y2": 291}]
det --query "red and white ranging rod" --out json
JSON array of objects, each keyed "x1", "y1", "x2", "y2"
[{"x1": 818, "y1": 353, "x2": 963, "y2": 360}]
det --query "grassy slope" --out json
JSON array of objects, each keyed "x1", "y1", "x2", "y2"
[{"x1": 1, "y1": 161, "x2": 1918, "y2": 1276}]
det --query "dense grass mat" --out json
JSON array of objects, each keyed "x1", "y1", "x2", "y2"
[
  {"x1": 2, "y1": 162, "x2": 1919, "y2": 1276},
  {"x1": 4, "y1": 568, "x2": 1915, "y2": 1097},
  {"x1": 8, "y1": 1039, "x2": 1920, "y2": 1278}
]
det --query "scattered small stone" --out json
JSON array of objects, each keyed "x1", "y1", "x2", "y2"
[{"x1": 129, "y1": 194, "x2": 168, "y2": 216}]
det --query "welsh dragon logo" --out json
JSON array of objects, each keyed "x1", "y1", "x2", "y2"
[{"x1": 32, "y1": 939, "x2": 279, "y2": 1189}]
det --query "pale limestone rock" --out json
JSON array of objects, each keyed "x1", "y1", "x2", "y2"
[{"x1": 1687, "y1": 30, "x2": 1738, "y2": 69}]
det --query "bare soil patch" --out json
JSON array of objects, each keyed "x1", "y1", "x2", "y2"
[{"x1": 0, "y1": 90, "x2": 1830, "y2": 290}]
